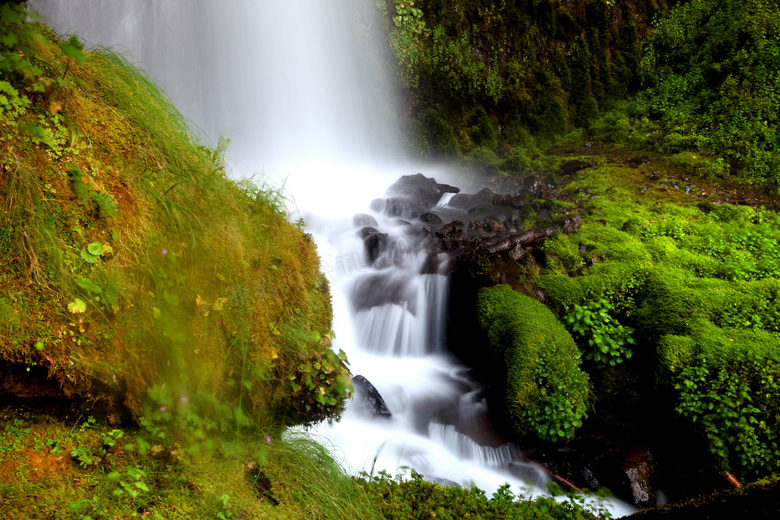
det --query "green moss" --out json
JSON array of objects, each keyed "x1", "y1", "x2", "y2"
[
  {"x1": 635, "y1": 268, "x2": 709, "y2": 341},
  {"x1": 0, "y1": 15, "x2": 347, "y2": 429},
  {"x1": 660, "y1": 323, "x2": 780, "y2": 479},
  {"x1": 477, "y1": 285, "x2": 589, "y2": 443},
  {"x1": 411, "y1": 107, "x2": 461, "y2": 159}
]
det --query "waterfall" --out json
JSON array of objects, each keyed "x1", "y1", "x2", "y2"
[{"x1": 31, "y1": 1, "x2": 631, "y2": 515}]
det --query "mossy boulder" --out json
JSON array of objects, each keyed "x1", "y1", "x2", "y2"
[
  {"x1": 0, "y1": 16, "x2": 349, "y2": 428},
  {"x1": 477, "y1": 284, "x2": 589, "y2": 443},
  {"x1": 658, "y1": 323, "x2": 780, "y2": 480}
]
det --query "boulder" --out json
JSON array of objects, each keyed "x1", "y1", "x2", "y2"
[
  {"x1": 373, "y1": 173, "x2": 460, "y2": 218},
  {"x1": 449, "y1": 188, "x2": 496, "y2": 210},
  {"x1": 353, "y1": 213, "x2": 378, "y2": 228},
  {"x1": 351, "y1": 375, "x2": 392, "y2": 418},
  {"x1": 359, "y1": 227, "x2": 388, "y2": 264}
]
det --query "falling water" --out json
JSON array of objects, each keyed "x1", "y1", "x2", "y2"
[{"x1": 32, "y1": 1, "x2": 630, "y2": 514}]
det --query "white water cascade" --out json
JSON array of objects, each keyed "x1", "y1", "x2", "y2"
[{"x1": 32, "y1": 1, "x2": 631, "y2": 515}]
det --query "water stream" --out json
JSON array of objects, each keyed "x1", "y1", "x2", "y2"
[{"x1": 32, "y1": 1, "x2": 630, "y2": 515}]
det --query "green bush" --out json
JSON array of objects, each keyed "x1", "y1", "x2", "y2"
[
  {"x1": 640, "y1": 0, "x2": 780, "y2": 184},
  {"x1": 477, "y1": 285, "x2": 590, "y2": 443}
]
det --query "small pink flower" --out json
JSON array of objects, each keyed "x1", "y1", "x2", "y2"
[
  {"x1": 160, "y1": 406, "x2": 167, "y2": 412},
  {"x1": 162, "y1": 249, "x2": 168, "y2": 255},
  {"x1": 265, "y1": 433, "x2": 272, "y2": 445}
]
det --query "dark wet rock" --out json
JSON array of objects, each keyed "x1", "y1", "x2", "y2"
[
  {"x1": 420, "y1": 212, "x2": 443, "y2": 224},
  {"x1": 561, "y1": 160, "x2": 590, "y2": 175},
  {"x1": 627, "y1": 157, "x2": 650, "y2": 168},
  {"x1": 437, "y1": 220, "x2": 464, "y2": 240},
  {"x1": 359, "y1": 227, "x2": 388, "y2": 264},
  {"x1": 522, "y1": 175, "x2": 550, "y2": 198},
  {"x1": 508, "y1": 461, "x2": 546, "y2": 486},
  {"x1": 561, "y1": 214, "x2": 582, "y2": 235},
  {"x1": 623, "y1": 447, "x2": 655, "y2": 508},
  {"x1": 468, "y1": 219, "x2": 482, "y2": 231},
  {"x1": 373, "y1": 173, "x2": 460, "y2": 218},
  {"x1": 351, "y1": 375, "x2": 392, "y2": 418},
  {"x1": 537, "y1": 208, "x2": 551, "y2": 220},
  {"x1": 449, "y1": 188, "x2": 496, "y2": 210},
  {"x1": 481, "y1": 216, "x2": 504, "y2": 233},
  {"x1": 353, "y1": 213, "x2": 378, "y2": 228},
  {"x1": 351, "y1": 273, "x2": 416, "y2": 313}
]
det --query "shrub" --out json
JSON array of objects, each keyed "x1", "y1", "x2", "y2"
[{"x1": 358, "y1": 470, "x2": 608, "y2": 520}]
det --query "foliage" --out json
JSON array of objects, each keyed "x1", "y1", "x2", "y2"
[
  {"x1": 477, "y1": 285, "x2": 590, "y2": 443},
  {"x1": 0, "y1": 412, "x2": 386, "y2": 520},
  {"x1": 638, "y1": 0, "x2": 780, "y2": 184},
  {"x1": 667, "y1": 326, "x2": 780, "y2": 481},
  {"x1": 358, "y1": 469, "x2": 611, "y2": 519},
  {"x1": 533, "y1": 163, "x2": 780, "y2": 480},
  {"x1": 380, "y1": 0, "x2": 669, "y2": 159},
  {"x1": 564, "y1": 299, "x2": 635, "y2": 370}
]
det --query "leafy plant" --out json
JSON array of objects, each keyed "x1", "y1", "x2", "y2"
[
  {"x1": 565, "y1": 299, "x2": 636, "y2": 370},
  {"x1": 674, "y1": 350, "x2": 780, "y2": 480}
]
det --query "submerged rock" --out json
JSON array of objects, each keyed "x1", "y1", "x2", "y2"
[{"x1": 351, "y1": 375, "x2": 392, "y2": 418}]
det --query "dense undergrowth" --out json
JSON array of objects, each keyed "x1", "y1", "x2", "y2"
[
  {"x1": 536, "y1": 161, "x2": 780, "y2": 483},
  {"x1": 381, "y1": 0, "x2": 780, "y2": 185}
]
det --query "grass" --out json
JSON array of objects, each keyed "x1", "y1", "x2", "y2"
[{"x1": 0, "y1": 411, "x2": 384, "y2": 520}]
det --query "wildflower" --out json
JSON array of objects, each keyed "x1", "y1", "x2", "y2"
[{"x1": 162, "y1": 249, "x2": 168, "y2": 255}]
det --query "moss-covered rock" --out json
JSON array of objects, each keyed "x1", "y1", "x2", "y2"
[
  {"x1": 0, "y1": 13, "x2": 349, "y2": 429},
  {"x1": 659, "y1": 323, "x2": 780, "y2": 480},
  {"x1": 477, "y1": 284, "x2": 589, "y2": 443}
]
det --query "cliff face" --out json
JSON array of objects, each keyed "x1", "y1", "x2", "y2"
[{"x1": 0, "y1": 7, "x2": 349, "y2": 427}]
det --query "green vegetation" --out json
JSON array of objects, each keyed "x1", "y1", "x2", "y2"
[
  {"x1": 564, "y1": 299, "x2": 635, "y2": 370},
  {"x1": 477, "y1": 285, "x2": 590, "y2": 443},
  {"x1": 382, "y1": 0, "x2": 780, "y2": 186},
  {"x1": 531, "y1": 162, "x2": 780, "y2": 482},
  {"x1": 379, "y1": 0, "x2": 667, "y2": 160},
  {"x1": 358, "y1": 470, "x2": 611, "y2": 520},
  {"x1": 0, "y1": 2, "x2": 349, "y2": 428},
  {"x1": 0, "y1": 6, "x2": 619, "y2": 519},
  {"x1": 0, "y1": 412, "x2": 386, "y2": 520},
  {"x1": 639, "y1": 0, "x2": 780, "y2": 183}
]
